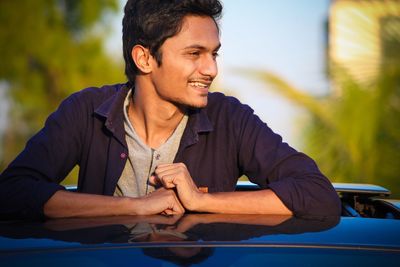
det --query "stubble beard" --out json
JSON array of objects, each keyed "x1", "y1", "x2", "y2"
[{"x1": 176, "y1": 95, "x2": 208, "y2": 110}]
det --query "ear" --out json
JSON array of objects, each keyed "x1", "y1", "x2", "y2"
[{"x1": 131, "y1": 45, "x2": 153, "y2": 74}]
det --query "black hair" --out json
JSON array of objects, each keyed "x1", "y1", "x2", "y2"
[{"x1": 122, "y1": 0, "x2": 223, "y2": 84}]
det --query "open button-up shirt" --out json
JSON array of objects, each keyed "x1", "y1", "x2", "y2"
[{"x1": 0, "y1": 83, "x2": 341, "y2": 219}]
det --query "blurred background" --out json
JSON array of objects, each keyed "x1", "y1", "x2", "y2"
[{"x1": 0, "y1": 0, "x2": 399, "y2": 196}]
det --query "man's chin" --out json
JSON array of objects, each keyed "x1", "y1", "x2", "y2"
[
  {"x1": 174, "y1": 97, "x2": 208, "y2": 109},
  {"x1": 187, "y1": 100, "x2": 208, "y2": 109}
]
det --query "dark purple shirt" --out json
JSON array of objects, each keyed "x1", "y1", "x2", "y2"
[{"x1": 0, "y1": 83, "x2": 341, "y2": 219}]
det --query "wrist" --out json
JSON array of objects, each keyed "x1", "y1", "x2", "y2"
[
  {"x1": 187, "y1": 191, "x2": 210, "y2": 212},
  {"x1": 123, "y1": 197, "x2": 143, "y2": 215}
]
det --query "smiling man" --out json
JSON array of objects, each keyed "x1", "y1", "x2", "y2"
[{"x1": 0, "y1": 0, "x2": 341, "y2": 220}]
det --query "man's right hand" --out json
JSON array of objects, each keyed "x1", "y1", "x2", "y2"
[{"x1": 135, "y1": 188, "x2": 185, "y2": 215}]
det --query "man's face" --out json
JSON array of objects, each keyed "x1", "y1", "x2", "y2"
[{"x1": 149, "y1": 15, "x2": 220, "y2": 108}]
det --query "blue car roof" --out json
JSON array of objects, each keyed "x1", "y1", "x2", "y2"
[
  {"x1": 0, "y1": 216, "x2": 399, "y2": 251},
  {"x1": 1, "y1": 214, "x2": 399, "y2": 266}
]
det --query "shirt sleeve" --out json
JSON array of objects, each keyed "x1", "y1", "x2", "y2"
[
  {"x1": 0, "y1": 93, "x2": 85, "y2": 220},
  {"x1": 234, "y1": 100, "x2": 341, "y2": 217}
]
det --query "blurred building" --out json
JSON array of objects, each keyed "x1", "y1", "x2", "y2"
[{"x1": 328, "y1": 0, "x2": 400, "y2": 91}]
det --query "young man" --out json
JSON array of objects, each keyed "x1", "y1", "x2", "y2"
[{"x1": 0, "y1": 0, "x2": 341, "y2": 220}]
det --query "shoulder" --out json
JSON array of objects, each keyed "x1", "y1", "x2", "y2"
[
  {"x1": 56, "y1": 83, "x2": 128, "y2": 111},
  {"x1": 206, "y1": 91, "x2": 254, "y2": 116},
  {"x1": 70, "y1": 83, "x2": 127, "y2": 104},
  {"x1": 46, "y1": 83, "x2": 128, "y2": 125},
  {"x1": 205, "y1": 92, "x2": 269, "y2": 139}
]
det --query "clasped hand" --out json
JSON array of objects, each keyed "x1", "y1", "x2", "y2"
[{"x1": 138, "y1": 163, "x2": 203, "y2": 215}]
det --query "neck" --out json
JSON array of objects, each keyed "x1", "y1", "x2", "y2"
[{"x1": 129, "y1": 78, "x2": 186, "y2": 149}]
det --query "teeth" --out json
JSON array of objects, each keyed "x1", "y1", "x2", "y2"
[{"x1": 189, "y1": 82, "x2": 208, "y2": 88}]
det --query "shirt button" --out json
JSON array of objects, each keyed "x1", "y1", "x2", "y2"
[
  {"x1": 155, "y1": 154, "x2": 160, "y2": 160},
  {"x1": 120, "y1": 152, "x2": 127, "y2": 159}
]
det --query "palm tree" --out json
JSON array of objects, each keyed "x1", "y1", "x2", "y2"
[{"x1": 242, "y1": 65, "x2": 400, "y2": 197}]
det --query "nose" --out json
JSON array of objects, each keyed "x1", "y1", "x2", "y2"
[{"x1": 199, "y1": 54, "x2": 218, "y2": 79}]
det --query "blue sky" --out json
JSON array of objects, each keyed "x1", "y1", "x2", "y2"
[{"x1": 109, "y1": 0, "x2": 332, "y2": 148}]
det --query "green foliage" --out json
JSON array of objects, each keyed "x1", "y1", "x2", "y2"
[
  {"x1": 0, "y1": 0, "x2": 125, "y2": 175},
  {"x1": 242, "y1": 67, "x2": 400, "y2": 197}
]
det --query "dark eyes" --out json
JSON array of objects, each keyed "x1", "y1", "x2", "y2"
[
  {"x1": 189, "y1": 51, "x2": 201, "y2": 56},
  {"x1": 187, "y1": 51, "x2": 219, "y2": 59}
]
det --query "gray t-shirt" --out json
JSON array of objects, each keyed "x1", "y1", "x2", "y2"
[{"x1": 114, "y1": 90, "x2": 188, "y2": 197}]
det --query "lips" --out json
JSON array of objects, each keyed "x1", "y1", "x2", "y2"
[
  {"x1": 188, "y1": 81, "x2": 209, "y2": 88},
  {"x1": 188, "y1": 81, "x2": 210, "y2": 96},
  {"x1": 188, "y1": 79, "x2": 212, "y2": 93}
]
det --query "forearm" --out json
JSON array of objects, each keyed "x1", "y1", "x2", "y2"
[
  {"x1": 44, "y1": 187, "x2": 185, "y2": 219},
  {"x1": 191, "y1": 189, "x2": 293, "y2": 215},
  {"x1": 43, "y1": 190, "x2": 138, "y2": 218}
]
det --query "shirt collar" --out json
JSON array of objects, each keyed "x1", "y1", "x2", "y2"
[
  {"x1": 187, "y1": 107, "x2": 214, "y2": 133},
  {"x1": 94, "y1": 83, "x2": 130, "y2": 146},
  {"x1": 177, "y1": 105, "x2": 214, "y2": 150},
  {"x1": 94, "y1": 83, "x2": 214, "y2": 147},
  {"x1": 94, "y1": 83, "x2": 130, "y2": 120}
]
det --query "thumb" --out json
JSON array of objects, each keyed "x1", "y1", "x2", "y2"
[{"x1": 149, "y1": 175, "x2": 160, "y2": 186}]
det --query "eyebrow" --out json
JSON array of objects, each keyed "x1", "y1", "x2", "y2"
[{"x1": 183, "y1": 43, "x2": 221, "y2": 51}]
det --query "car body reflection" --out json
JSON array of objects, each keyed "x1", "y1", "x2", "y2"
[{"x1": 1, "y1": 214, "x2": 400, "y2": 266}]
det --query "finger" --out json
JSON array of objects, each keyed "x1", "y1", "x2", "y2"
[
  {"x1": 155, "y1": 167, "x2": 180, "y2": 178},
  {"x1": 163, "y1": 209, "x2": 173, "y2": 216},
  {"x1": 156, "y1": 162, "x2": 187, "y2": 172},
  {"x1": 155, "y1": 172, "x2": 178, "y2": 189},
  {"x1": 173, "y1": 193, "x2": 186, "y2": 214},
  {"x1": 156, "y1": 163, "x2": 176, "y2": 169},
  {"x1": 161, "y1": 176, "x2": 176, "y2": 189},
  {"x1": 155, "y1": 167, "x2": 186, "y2": 185},
  {"x1": 155, "y1": 167, "x2": 179, "y2": 177},
  {"x1": 171, "y1": 206, "x2": 185, "y2": 214},
  {"x1": 165, "y1": 189, "x2": 185, "y2": 214},
  {"x1": 149, "y1": 175, "x2": 161, "y2": 186}
]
